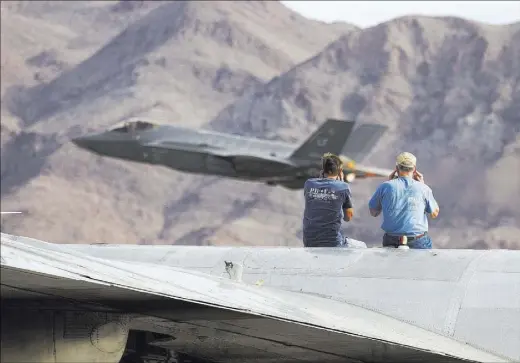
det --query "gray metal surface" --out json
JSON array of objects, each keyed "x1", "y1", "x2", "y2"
[
  {"x1": 71, "y1": 118, "x2": 392, "y2": 189},
  {"x1": 66, "y1": 240, "x2": 520, "y2": 362},
  {"x1": 2, "y1": 233, "x2": 518, "y2": 362}
]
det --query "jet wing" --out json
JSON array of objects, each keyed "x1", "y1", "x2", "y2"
[
  {"x1": 205, "y1": 150, "x2": 295, "y2": 174},
  {"x1": 145, "y1": 140, "x2": 291, "y2": 169},
  {"x1": 1, "y1": 233, "x2": 507, "y2": 363},
  {"x1": 144, "y1": 140, "x2": 216, "y2": 153}
]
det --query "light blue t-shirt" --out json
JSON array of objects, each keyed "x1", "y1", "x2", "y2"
[
  {"x1": 303, "y1": 178, "x2": 353, "y2": 247},
  {"x1": 368, "y1": 177, "x2": 438, "y2": 236}
]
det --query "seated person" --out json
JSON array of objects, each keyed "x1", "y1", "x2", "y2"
[
  {"x1": 302, "y1": 153, "x2": 366, "y2": 248},
  {"x1": 368, "y1": 152, "x2": 440, "y2": 249}
]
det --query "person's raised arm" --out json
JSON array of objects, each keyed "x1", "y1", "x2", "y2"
[
  {"x1": 343, "y1": 187, "x2": 354, "y2": 222},
  {"x1": 425, "y1": 186, "x2": 440, "y2": 219},
  {"x1": 368, "y1": 185, "x2": 382, "y2": 217}
]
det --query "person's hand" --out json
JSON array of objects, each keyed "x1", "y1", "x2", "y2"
[
  {"x1": 413, "y1": 170, "x2": 424, "y2": 183},
  {"x1": 388, "y1": 168, "x2": 397, "y2": 180}
]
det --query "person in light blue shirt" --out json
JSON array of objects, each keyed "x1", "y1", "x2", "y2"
[
  {"x1": 368, "y1": 152, "x2": 440, "y2": 249},
  {"x1": 303, "y1": 153, "x2": 366, "y2": 248}
]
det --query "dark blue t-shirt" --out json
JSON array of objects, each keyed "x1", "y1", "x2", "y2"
[{"x1": 302, "y1": 178, "x2": 353, "y2": 247}]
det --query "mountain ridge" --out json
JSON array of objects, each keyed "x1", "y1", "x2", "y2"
[
  {"x1": 1, "y1": 2, "x2": 518, "y2": 249},
  {"x1": 0, "y1": 0, "x2": 355, "y2": 245},
  {"x1": 204, "y1": 15, "x2": 520, "y2": 248}
]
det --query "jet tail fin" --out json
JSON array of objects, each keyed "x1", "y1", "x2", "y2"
[
  {"x1": 341, "y1": 124, "x2": 388, "y2": 162},
  {"x1": 290, "y1": 119, "x2": 355, "y2": 161}
]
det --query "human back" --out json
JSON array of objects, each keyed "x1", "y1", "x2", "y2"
[
  {"x1": 302, "y1": 153, "x2": 354, "y2": 247},
  {"x1": 368, "y1": 151, "x2": 439, "y2": 249},
  {"x1": 303, "y1": 178, "x2": 351, "y2": 247},
  {"x1": 377, "y1": 177, "x2": 434, "y2": 235}
]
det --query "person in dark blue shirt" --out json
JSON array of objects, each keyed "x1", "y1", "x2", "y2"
[
  {"x1": 368, "y1": 152, "x2": 440, "y2": 249},
  {"x1": 303, "y1": 153, "x2": 366, "y2": 248}
]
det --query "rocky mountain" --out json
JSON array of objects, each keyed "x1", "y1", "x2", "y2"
[
  {"x1": 206, "y1": 16, "x2": 520, "y2": 249},
  {"x1": 1, "y1": 2, "x2": 518, "y2": 249},
  {"x1": 3, "y1": 1, "x2": 355, "y2": 132},
  {"x1": 0, "y1": 0, "x2": 355, "y2": 244}
]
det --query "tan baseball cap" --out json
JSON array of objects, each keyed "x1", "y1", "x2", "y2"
[{"x1": 396, "y1": 152, "x2": 417, "y2": 168}]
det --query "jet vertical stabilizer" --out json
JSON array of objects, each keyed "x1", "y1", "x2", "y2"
[
  {"x1": 341, "y1": 123, "x2": 388, "y2": 163},
  {"x1": 290, "y1": 119, "x2": 355, "y2": 161}
]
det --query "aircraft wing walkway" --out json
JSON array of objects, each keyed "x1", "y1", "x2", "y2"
[{"x1": 0, "y1": 233, "x2": 510, "y2": 363}]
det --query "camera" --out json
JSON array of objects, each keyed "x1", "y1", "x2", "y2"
[{"x1": 342, "y1": 170, "x2": 348, "y2": 183}]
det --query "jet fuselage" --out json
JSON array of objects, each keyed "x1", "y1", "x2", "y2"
[{"x1": 73, "y1": 120, "x2": 392, "y2": 188}]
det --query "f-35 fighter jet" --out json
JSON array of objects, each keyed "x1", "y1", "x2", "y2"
[{"x1": 72, "y1": 118, "x2": 392, "y2": 189}]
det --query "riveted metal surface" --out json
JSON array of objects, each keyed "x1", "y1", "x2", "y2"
[
  {"x1": 2, "y1": 265, "x2": 484, "y2": 362},
  {"x1": 475, "y1": 250, "x2": 520, "y2": 273},
  {"x1": 269, "y1": 275, "x2": 457, "y2": 334},
  {"x1": 71, "y1": 245, "x2": 482, "y2": 281},
  {"x1": 452, "y1": 265, "x2": 520, "y2": 361},
  {"x1": 3, "y1": 233, "x2": 519, "y2": 362},
  {"x1": 73, "y1": 245, "x2": 239, "y2": 269},
  {"x1": 48, "y1": 240, "x2": 520, "y2": 350},
  {"x1": 72, "y1": 244, "x2": 520, "y2": 362},
  {"x1": 462, "y1": 272, "x2": 520, "y2": 309},
  {"x1": 454, "y1": 308, "x2": 520, "y2": 361},
  {"x1": 242, "y1": 249, "x2": 478, "y2": 281}
]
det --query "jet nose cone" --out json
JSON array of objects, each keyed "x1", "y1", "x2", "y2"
[
  {"x1": 71, "y1": 135, "x2": 101, "y2": 153},
  {"x1": 71, "y1": 136, "x2": 89, "y2": 149}
]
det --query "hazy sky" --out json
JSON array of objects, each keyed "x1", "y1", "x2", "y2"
[{"x1": 282, "y1": 1, "x2": 520, "y2": 28}]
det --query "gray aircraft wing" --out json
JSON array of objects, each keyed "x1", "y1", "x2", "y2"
[
  {"x1": 144, "y1": 140, "x2": 295, "y2": 169},
  {"x1": 1, "y1": 233, "x2": 509, "y2": 363}
]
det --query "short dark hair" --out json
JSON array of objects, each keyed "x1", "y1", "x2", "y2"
[{"x1": 322, "y1": 153, "x2": 343, "y2": 176}]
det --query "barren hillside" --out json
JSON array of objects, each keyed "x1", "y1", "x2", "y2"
[
  {"x1": 1, "y1": 1, "x2": 161, "y2": 146},
  {"x1": 203, "y1": 16, "x2": 520, "y2": 249},
  {"x1": 0, "y1": 0, "x2": 355, "y2": 244},
  {"x1": 4, "y1": 0, "x2": 355, "y2": 132},
  {"x1": 1, "y1": 2, "x2": 518, "y2": 249}
]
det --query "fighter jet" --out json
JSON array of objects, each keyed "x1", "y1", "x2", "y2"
[
  {"x1": 72, "y1": 118, "x2": 392, "y2": 188},
  {"x1": 2, "y1": 232, "x2": 519, "y2": 363}
]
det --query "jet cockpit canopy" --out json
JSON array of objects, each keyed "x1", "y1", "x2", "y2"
[{"x1": 109, "y1": 119, "x2": 160, "y2": 133}]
